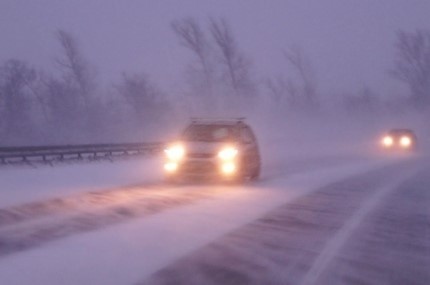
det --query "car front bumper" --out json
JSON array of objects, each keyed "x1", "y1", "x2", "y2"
[{"x1": 164, "y1": 158, "x2": 240, "y2": 181}]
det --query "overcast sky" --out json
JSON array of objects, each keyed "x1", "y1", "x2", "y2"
[{"x1": 1, "y1": 0, "x2": 430, "y2": 98}]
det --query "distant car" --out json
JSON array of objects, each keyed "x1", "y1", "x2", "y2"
[
  {"x1": 380, "y1": 129, "x2": 417, "y2": 151},
  {"x1": 163, "y1": 118, "x2": 261, "y2": 182}
]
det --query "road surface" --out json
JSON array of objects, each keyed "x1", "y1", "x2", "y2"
[{"x1": 0, "y1": 154, "x2": 428, "y2": 285}]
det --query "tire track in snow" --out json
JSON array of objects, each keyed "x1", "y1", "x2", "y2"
[
  {"x1": 300, "y1": 169, "x2": 417, "y2": 285},
  {"x1": 0, "y1": 155, "x2": 358, "y2": 258},
  {"x1": 0, "y1": 187, "x2": 221, "y2": 258},
  {"x1": 0, "y1": 182, "x2": 163, "y2": 228},
  {"x1": 317, "y1": 164, "x2": 430, "y2": 285},
  {"x1": 0, "y1": 154, "x2": 361, "y2": 228},
  {"x1": 141, "y1": 160, "x2": 417, "y2": 285}
]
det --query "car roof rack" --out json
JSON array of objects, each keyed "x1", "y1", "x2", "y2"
[{"x1": 190, "y1": 117, "x2": 246, "y2": 125}]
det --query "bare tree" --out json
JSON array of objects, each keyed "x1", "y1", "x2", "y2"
[
  {"x1": 0, "y1": 59, "x2": 38, "y2": 138},
  {"x1": 283, "y1": 46, "x2": 318, "y2": 109},
  {"x1": 266, "y1": 76, "x2": 298, "y2": 110},
  {"x1": 44, "y1": 76, "x2": 81, "y2": 132},
  {"x1": 391, "y1": 30, "x2": 430, "y2": 108},
  {"x1": 55, "y1": 29, "x2": 95, "y2": 108},
  {"x1": 209, "y1": 18, "x2": 253, "y2": 97},
  {"x1": 171, "y1": 18, "x2": 213, "y2": 95},
  {"x1": 38, "y1": 29, "x2": 101, "y2": 141},
  {"x1": 343, "y1": 86, "x2": 380, "y2": 116},
  {"x1": 116, "y1": 73, "x2": 168, "y2": 125}
]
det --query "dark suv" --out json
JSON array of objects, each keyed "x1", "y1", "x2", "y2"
[{"x1": 163, "y1": 118, "x2": 261, "y2": 182}]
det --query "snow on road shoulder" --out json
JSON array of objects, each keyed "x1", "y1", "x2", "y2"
[
  {"x1": 300, "y1": 168, "x2": 418, "y2": 285},
  {"x1": 0, "y1": 157, "x2": 163, "y2": 208},
  {"x1": 0, "y1": 158, "x2": 396, "y2": 285}
]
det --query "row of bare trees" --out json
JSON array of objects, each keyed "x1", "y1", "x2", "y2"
[
  {"x1": 266, "y1": 46, "x2": 318, "y2": 113},
  {"x1": 0, "y1": 20, "x2": 429, "y2": 145},
  {"x1": 0, "y1": 30, "x2": 169, "y2": 144},
  {"x1": 171, "y1": 18, "x2": 256, "y2": 113}
]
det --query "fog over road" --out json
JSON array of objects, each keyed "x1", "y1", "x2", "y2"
[{"x1": 0, "y1": 154, "x2": 428, "y2": 285}]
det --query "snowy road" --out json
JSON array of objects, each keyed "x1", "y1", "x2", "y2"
[
  {"x1": 0, "y1": 154, "x2": 428, "y2": 285},
  {"x1": 142, "y1": 158, "x2": 429, "y2": 285}
]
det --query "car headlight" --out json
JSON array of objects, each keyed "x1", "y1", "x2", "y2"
[
  {"x1": 382, "y1": 136, "x2": 393, "y2": 147},
  {"x1": 400, "y1": 136, "x2": 411, "y2": 147},
  {"x1": 165, "y1": 144, "x2": 185, "y2": 161},
  {"x1": 218, "y1": 147, "x2": 238, "y2": 160},
  {"x1": 221, "y1": 162, "x2": 236, "y2": 174},
  {"x1": 164, "y1": 162, "x2": 178, "y2": 172}
]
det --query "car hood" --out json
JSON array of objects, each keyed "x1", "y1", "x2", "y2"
[{"x1": 185, "y1": 141, "x2": 228, "y2": 154}]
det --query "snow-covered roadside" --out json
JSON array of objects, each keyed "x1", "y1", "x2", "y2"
[
  {"x1": 0, "y1": 151, "x2": 361, "y2": 210},
  {"x1": 0, "y1": 158, "x2": 395, "y2": 285},
  {"x1": 0, "y1": 157, "x2": 163, "y2": 208},
  {"x1": 0, "y1": 143, "x2": 380, "y2": 209}
]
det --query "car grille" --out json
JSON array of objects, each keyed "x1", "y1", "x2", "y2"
[
  {"x1": 187, "y1": 152, "x2": 215, "y2": 159},
  {"x1": 182, "y1": 161, "x2": 216, "y2": 173}
]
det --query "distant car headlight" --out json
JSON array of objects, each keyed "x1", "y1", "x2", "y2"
[
  {"x1": 165, "y1": 144, "x2": 185, "y2": 161},
  {"x1": 218, "y1": 147, "x2": 238, "y2": 160},
  {"x1": 382, "y1": 136, "x2": 393, "y2": 147},
  {"x1": 400, "y1": 136, "x2": 411, "y2": 147}
]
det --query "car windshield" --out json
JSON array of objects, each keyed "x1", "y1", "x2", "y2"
[{"x1": 182, "y1": 124, "x2": 237, "y2": 142}]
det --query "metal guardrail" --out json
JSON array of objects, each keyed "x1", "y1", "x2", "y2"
[{"x1": 0, "y1": 142, "x2": 164, "y2": 165}]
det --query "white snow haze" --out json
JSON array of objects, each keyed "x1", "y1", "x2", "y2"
[{"x1": 1, "y1": 1, "x2": 430, "y2": 285}]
